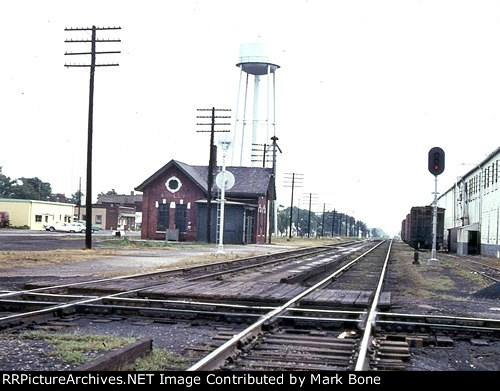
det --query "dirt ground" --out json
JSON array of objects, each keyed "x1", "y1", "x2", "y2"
[{"x1": 387, "y1": 241, "x2": 500, "y2": 371}]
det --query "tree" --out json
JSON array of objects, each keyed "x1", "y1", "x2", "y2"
[
  {"x1": 0, "y1": 167, "x2": 14, "y2": 198},
  {"x1": 99, "y1": 189, "x2": 117, "y2": 196},
  {"x1": 67, "y1": 190, "x2": 84, "y2": 205},
  {"x1": 371, "y1": 228, "x2": 388, "y2": 238},
  {"x1": 10, "y1": 177, "x2": 55, "y2": 201},
  {"x1": 277, "y1": 206, "x2": 319, "y2": 237}
]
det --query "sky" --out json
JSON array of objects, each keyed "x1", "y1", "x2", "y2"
[{"x1": 2, "y1": 0, "x2": 500, "y2": 236}]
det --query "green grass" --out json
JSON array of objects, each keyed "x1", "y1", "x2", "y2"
[
  {"x1": 390, "y1": 242, "x2": 490, "y2": 300},
  {"x1": 128, "y1": 349, "x2": 189, "y2": 370},
  {"x1": 21, "y1": 331, "x2": 135, "y2": 365},
  {"x1": 100, "y1": 237, "x2": 206, "y2": 249}
]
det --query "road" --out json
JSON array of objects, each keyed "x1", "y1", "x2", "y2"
[{"x1": 0, "y1": 229, "x2": 140, "y2": 251}]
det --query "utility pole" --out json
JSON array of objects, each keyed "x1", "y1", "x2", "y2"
[
  {"x1": 321, "y1": 203, "x2": 326, "y2": 237},
  {"x1": 303, "y1": 192, "x2": 319, "y2": 238},
  {"x1": 331, "y1": 209, "x2": 336, "y2": 237},
  {"x1": 268, "y1": 136, "x2": 282, "y2": 244},
  {"x1": 77, "y1": 177, "x2": 82, "y2": 220},
  {"x1": 284, "y1": 172, "x2": 303, "y2": 239},
  {"x1": 196, "y1": 108, "x2": 231, "y2": 243},
  {"x1": 65, "y1": 26, "x2": 120, "y2": 250}
]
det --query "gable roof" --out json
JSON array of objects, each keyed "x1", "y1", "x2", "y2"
[{"x1": 135, "y1": 159, "x2": 275, "y2": 198}]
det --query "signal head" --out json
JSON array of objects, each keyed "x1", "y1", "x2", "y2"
[{"x1": 428, "y1": 147, "x2": 445, "y2": 176}]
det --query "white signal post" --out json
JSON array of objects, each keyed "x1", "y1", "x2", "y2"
[
  {"x1": 428, "y1": 174, "x2": 439, "y2": 265},
  {"x1": 217, "y1": 138, "x2": 233, "y2": 253}
]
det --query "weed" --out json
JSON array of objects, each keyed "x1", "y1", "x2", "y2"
[
  {"x1": 20, "y1": 331, "x2": 134, "y2": 365},
  {"x1": 128, "y1": 349, "x2": 189, "y2": 371}
]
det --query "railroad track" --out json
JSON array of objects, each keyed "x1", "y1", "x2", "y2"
[
  {"x1": 444, "y1": 254, "x2": 500, "y2": 283},
  {"x1": 2, "y1": 238, "x2": 499, "y2": 371},
  {"x1": 187, "y1": 240, "x2": 500, "y2": 371},
  {"x1": 187, "y1": 240, "x2": 392, "y2": 370},
  {"x1": 0, "y1": 240, "x2": 367, "y2": 330}
]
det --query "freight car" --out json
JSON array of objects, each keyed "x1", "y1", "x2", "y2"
[{"x1": 401, "y1": 206, "x2": 445, "y2": 250}]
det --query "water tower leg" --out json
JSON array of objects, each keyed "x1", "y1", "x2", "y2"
[{"x1": 252, "y1": 75, "x2": 260, "y2": 166}]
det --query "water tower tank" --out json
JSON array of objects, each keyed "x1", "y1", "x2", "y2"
[
  {"x1": 237, "y1": 43, "x2": 280, "y2": 75},
  {"x1": 232, "y1": 43, "x2": 280, "y2": 167}
]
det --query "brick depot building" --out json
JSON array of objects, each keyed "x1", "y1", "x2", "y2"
[{"x1": 135, "y1": 159, "x2": 275, "y2": 244}]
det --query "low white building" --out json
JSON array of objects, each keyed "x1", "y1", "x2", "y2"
[
  {"x1": 0, "y1": 199, "x2": 76, "y2": 230},
  {"x1": 437, "y1": 146, "x2": 499, "y2": 256}
]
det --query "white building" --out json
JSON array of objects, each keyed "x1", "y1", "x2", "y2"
[{"x1": 437, "y1": 146, "x2": 500, "y2": 256}]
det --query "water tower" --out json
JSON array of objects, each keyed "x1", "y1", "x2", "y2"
[{"x1": 231, "y1": 43, "x2": 280, "y2": 166}]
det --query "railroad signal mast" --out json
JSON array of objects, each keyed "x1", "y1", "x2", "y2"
[{"x1": 428, "y1": 147, "x2": 445, "y2": 265}]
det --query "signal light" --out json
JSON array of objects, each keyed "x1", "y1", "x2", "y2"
[{"x1": 428, "y1": 147, "x2": 445, "y2": 176}]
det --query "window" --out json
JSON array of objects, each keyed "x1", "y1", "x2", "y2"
[
  {"x1": 35, "y1": 215, "x2": 42, "y2": 222},
  {"x1": 165, "y1": 176, "x2": 182, "y2": 193},
  {"x1": 157, "y1": 204, "x2": 169, "y2": 231},
  {"x1": 44, "y1": 216, "x2": 48, "y2": 223},
  {"x1": 175, "y1": 204, "x2": 187, "y2": 232},
  {"x1": 95, "y1": 215, "x2": 102, "y2": 224}
]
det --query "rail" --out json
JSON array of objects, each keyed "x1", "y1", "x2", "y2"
[
  {"x1": 354, "y1": 239, "x2": 393, "y2": 370},
  {"x1": 187, "y1": 240, "x2": 386, "y2": 371}
]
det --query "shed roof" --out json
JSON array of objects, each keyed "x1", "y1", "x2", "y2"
[{"x1": 135, "y1": 159, "x2": 275, "y2": 198}]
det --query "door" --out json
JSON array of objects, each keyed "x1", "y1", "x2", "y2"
[
  {"x1": 244, "y1": 210, "x2": 255, "y2": 244},
  {"x1": 468, "y1": 231, "x2": 480, "y2": 255}
]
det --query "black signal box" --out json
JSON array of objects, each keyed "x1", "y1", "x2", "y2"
[{"x1": 428, "y1": 147, "x2": 445, "y2": 176}]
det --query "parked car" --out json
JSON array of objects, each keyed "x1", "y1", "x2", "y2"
[
  {"x1": 77, "y1": 220, "x2": 101, "y2": 233},
  {"x1": 44, "y1": 222, "x2": 85, "y2": 233}
]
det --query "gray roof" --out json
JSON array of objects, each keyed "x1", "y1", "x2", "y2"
[
  {"x1": 97, "y1": 194, "x2": 143, "y2": 204},
  {"x1": 135, "y1": 159, "x2": 274, "y2": 198}
]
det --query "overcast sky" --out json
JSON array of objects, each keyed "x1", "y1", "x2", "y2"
[{"x1": 2, "y1": 0, "x2": 500, "y2": 236}]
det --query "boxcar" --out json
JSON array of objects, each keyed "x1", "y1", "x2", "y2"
[{"x1": 401, "y1": 206, "x2": 445, "y2": 250}]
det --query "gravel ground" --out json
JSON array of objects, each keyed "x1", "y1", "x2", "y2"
[
  {"x1": 0, "y1": 318, "x2": 241, "y2": 371},
  {"x1": 407, "y1": 340, "x2": 500, "y2": 371},
  {"x1": 1, "y1": 240, "x2": 499, "y2": 371},
  {"x1": 0, "y1": 336, "x2": 75, "y2": 371}
]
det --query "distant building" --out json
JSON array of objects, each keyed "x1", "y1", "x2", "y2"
[
  {"x1": 96, "y1": 192, "x2": 142, "y2": 230},
  {"x1": 96, "y1": 192, "x2": 143, "y2": 212},
  {"x1": 438, "y1": 146, "x2": 500, "y2": 256},
  {"x1": 0, "y1": 198, "x2": 75, "y2": 230},
  {"x1": 75, "y1": 204, "x2": 136, "y2": 231},
  {"x1": 135, "y1": 159, "x2": 275, "y2": 243}
]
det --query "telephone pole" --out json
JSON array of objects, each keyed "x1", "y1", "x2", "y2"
[
  {"x1": 196, "y1": 108, "x2": 231, "y2": 243},
  {"x1": 283, "y1": 172, "x2": 303, "y2": 238},
  {"x1": 65, "y1": 26, "x2": 121, "y2": 249}
]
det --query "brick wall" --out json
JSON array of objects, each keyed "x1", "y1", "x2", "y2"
[{"x1": 141, "y1": 167, "x2": 205, "y2": 240}]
